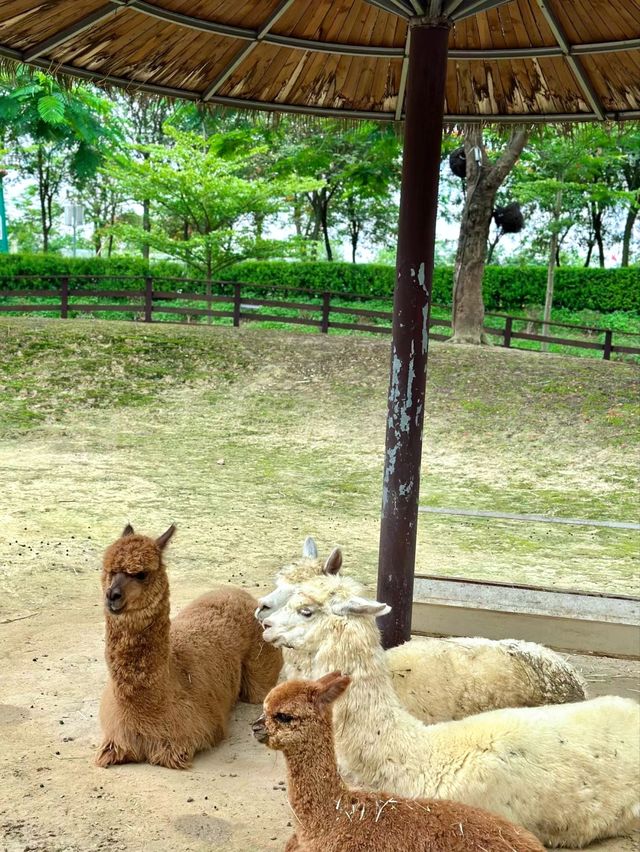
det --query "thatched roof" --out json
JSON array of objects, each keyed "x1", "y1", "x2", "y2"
[{"x1": 1, "y1": 0, "x2": 638, "y2": 122}]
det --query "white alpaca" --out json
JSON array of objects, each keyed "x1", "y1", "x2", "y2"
[
  {"x1": 256, "y1": 539, "x2": 586, "y2": 722},
  {"x1": 262, "y1": 575, "x2": 640, "y2": 849}
]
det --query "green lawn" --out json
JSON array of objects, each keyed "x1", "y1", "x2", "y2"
[
  {"x1": 0, "y1": 317, "x2": 638, "y2": 613},
  {"x1": 0, "y1": 289, "x2": 638, "y2": 361}
]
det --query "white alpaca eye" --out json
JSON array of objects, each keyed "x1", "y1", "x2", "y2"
[{"x1": 298, "y1": 607, "x2": 314, "y2": 618}]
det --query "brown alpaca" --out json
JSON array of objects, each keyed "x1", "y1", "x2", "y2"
[
  {"x1": 252, "y1": 674, "x2": 546, "y2": 852},
  {"x1": 97, "y1": 524, "x2": 282, "y2": 769}
]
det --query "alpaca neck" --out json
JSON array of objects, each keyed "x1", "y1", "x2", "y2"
[
  {"x1": 282, "y1": 722, "x2": 348, "y2": 828},
  {"x1": 311, "y1": 618, "x2": 434, "y2": 784},
  {"x1": 312, "y1": 618, "x2": 401, "y2": 710},
  {"x1": 105, "y1": 598, "x2": 171, "y2": 704}
]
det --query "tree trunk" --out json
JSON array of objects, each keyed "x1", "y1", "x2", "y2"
[
  {"x1": 142, "y1": 198, "x2": 150, "y2": 262},
  {"x1": 37, "y1": 147, "x2": 49, "y2": 253},
  {"x1": 541, "y1": 190, "x2": 563, "y2": 352},
  {"x1": 621, "y1": 204, "x2": 638, "y2": 267},
  {"x1": 142, "y1": 149, "x2": 150, "y2": 262},
  {"x1": 584, "y1": 238, "x2": 594, "y2": 267},
  {"x1": 486, "y1": 231, "x2": 501, "y2": 264},
  {"x1": 253, "y1": 211, "x2": 265, "y2": 240},
  {"x1": 450, "y1": 126, "x2": 529, "y2": 344},
  {"x1": 205, "y1": 248, "x2": 213, "y2": 325},
  {"x1": 320, "y1": 196, "x2": 332, "y2": 261},
  {"x1": 451, "y1": 191, "x2": 494, "y2": 343}
]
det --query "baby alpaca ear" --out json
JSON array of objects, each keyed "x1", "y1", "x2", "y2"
[
  {"x1": 122, "y1": 523, "x2": 135, "y2": 537},
  {"x1": 314, "y1": 672, "x2": 351, "y2": 709},
  {"x1": 156, "y1": 524, "x2": 176, "y2": 550},
  {"x1": 323, "y1": 547, "x2": 342, "y2": 576},
  {"x1": 331, "y1": 596, "x2": 391, "y2": 617},
  {"x1": 302, "y1": 536, "x2": 318, "y2": 559}
]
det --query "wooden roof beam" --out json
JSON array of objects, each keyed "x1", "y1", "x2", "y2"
[
  {"x1": 4, "y1": 42, "x2": 639, "y2": 123},
  {"x1": 535, "y1": 0, "x2": 605, "y2": 120},
  {"x1": 363, "y1": 0, "x2": 412, "y2": 17},
  {"x1": 451, "y1": 0, "x2": 511, "y2": 21},
  {"x1": 23, "y1": 2, "x2": 123, "y2": 62},
  {"x1": 202, "y1": 0, "x2": 296, "y2": 101},
  {"x1": 395, "y1": 29, "x2": 411, "y2": 120}
]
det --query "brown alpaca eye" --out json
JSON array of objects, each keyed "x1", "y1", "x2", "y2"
[
  {"x1": 134, "y1": 572, "x2": 147, "y2": 581},
  {"x1": 274, "y1": 713, "x2": 294, "y2": 724}
]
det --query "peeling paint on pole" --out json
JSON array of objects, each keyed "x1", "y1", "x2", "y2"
[{"x1": 377, "y1": 19, "x2": 451, "y2": 649}]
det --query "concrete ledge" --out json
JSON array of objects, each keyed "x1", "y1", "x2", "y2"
[{"x1": 412, "y1": 575, "x2": 640, "y2": 658}]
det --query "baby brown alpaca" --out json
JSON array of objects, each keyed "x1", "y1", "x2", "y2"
[
  {"x1": 97, "y1": 524, "x2": 282, "y2": 769},
  {"x1": 252, "y1": 674, "x2": 545, "y2": 852}
]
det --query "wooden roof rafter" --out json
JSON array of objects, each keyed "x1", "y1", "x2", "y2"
[
  {"x1": 23, "y1": 1, "x2": 123, "y2": 62},
  {"x1": 17, "y1": 1, "x2": 640, "y2": 65},
  {"x1": 201, "y1": 0, "x2": 296, "y2": 101},
  {"x1": 1, "y1": 39, "x2": 639, "y2": 123},
  {"x1": 534, "y1": 0, "x2": 605, "y2": 121}
]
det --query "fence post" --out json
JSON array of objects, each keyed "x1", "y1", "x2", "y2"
[
  {"x1": 60, "y1": 275, "x2": 69, "y2": 319},
  {"x1": 321, "y1": 291, "x2": 330, "y2": 334},
  {"x1": 233, "y1": 283, "x2": 242, "y2": 328},
  {"x1": 603, "y1": 329, "x2": 612, "y2": 361},
  {"x1": 503, "y1": 316, "x2": 512, "y2": 348},
  {"x1": 144, "y1": 275, "x2": 153, "y2": 323}
]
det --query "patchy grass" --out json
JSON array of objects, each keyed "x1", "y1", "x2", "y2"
[{"x1": 0, "y1": 317, "x2": 638, "y2": 612}]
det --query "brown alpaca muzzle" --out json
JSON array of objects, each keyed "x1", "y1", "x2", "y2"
[
  {"x1": 251, "y1": 714, "x2": 269, "y2": 744},
  {"x1": 105, "y1": 573, "x2": 135, "y2": 614},
  {"x1": 105, "y1": 586, "x2": 125, "y2": 613}
]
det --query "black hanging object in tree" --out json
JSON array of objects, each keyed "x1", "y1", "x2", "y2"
[
  {"x1": 449, "y1": 146, "x2": 467, "y2": 179},
  {"x1": 493, "y1": 202, "x2": 524, "y2": 233}
]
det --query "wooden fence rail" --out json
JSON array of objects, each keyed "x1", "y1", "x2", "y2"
[{"x1": 0, "y1": 274, "x2": 638, "y2": 361}]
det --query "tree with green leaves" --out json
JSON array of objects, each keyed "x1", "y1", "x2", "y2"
[
  {"x1": 514, "y1": 127, "x2": 633, "y2": 346},
  {"x1": 274, "y1": 120, "x2": 400, "y2": 261},
  {"x1": 0, "y1": 69, "x2": 117, "y2": 251},
  {"x1": 106, "y1": 126, "x2": 298, "y2": 288}
]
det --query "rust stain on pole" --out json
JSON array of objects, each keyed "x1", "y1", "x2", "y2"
[{"x1": 377, "y1": 17, "x2": 451, "y2": 649}]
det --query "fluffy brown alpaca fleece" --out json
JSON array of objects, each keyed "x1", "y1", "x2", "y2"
[
  {"x1": 252, "y1": 674, "x2": 545, "y2": 852},
  {"x1": 97, "y1": 524, "x2": 282, "y2": 769}
]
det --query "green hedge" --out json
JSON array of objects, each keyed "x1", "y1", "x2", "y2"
[
  {"x1": 1, "y1": 254, "x2": 638, "y2": 313},
  {"x1": 227, "y1": 261, "x2": 640, "y2": 312},
  {"x1": 0, "y1": 254, "x2": 185, "y2": 289}
]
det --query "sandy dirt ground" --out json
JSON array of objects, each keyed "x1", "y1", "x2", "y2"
[
  {"x1": 1, "y1": 322, "x2": 638, "y2": 850},
  {"x1": 1, "y1": 572, "x2": 638, "y2": 852}
]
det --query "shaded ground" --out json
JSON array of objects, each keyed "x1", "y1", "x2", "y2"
[
  {"x1": 0, "y1": 318, "x2": 638, "y2": 850},
  {"x1": 0, "y1": 581, "x2": 638, "y2": 852}
]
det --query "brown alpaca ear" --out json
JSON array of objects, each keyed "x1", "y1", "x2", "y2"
[
  {"x1": 122, "y1": 524, "x2": 135, "y2": 537},
  {"x1": 156, "y1": 524, "x2": 176, "y2": 550},
  {"x1": 314, "y1": 672, "x2": 351, "y2": 709},
  {"x1": 323, "y1": 547, "x2": 342, "y2": 576}
]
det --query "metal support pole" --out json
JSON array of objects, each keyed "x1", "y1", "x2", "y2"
[{"x1": 377, "y1": 17, "x2": 451, "y2": 649}]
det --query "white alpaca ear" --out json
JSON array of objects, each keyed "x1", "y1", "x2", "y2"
[
  {"x1": 323, "y1": 547, "x2": 342, "y2": 576},
  {"x1": 331, "y1": 596, "x2": 391, "y2": 617},
  {"x1": 302, "y1": 536, "x2": 318, "y2": 559},
  {"x1": 156, "y1": 524, "x2": 176, "y2": 550}
]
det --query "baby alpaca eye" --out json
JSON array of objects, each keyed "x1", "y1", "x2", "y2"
[
  {"x1": 134, "y1": 571, "x2": 147, "y2": 581},
  {"x1": 298, "y1": 607, "x2": 314, "y2": 618},
  {"x1": 274, "y1": 712, "x2": 294, "y2": 724}
]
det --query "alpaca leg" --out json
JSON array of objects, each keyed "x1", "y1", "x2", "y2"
[
  {"x1": 149, "y1": 742, "x2": 193, "y2": 770},
  {"x1": 240, "y1": 636, "x2": 283, "y2": 703},
  {"x1": 284, "y1": 833, "x2": 303, "y2": 851},
  {"x1": 95, "y1": 740, "x2": 133, "y2": 768}
]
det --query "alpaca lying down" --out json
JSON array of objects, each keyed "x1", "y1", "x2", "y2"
[
  {"x1": 253, "y1": 672, "x2": 545, "y2": 852},
  {"x1": 262, "y1": 575, "x2": 640, "y2": 848},
  {"x1": 256, "y1": 538, "x2": 586, "y2": 723},
  {"x1": 97, "y1": 524, "x2": 282, "y2": 769}
]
